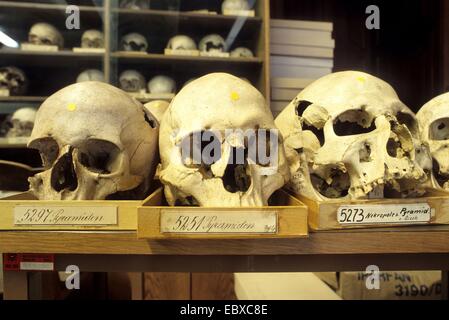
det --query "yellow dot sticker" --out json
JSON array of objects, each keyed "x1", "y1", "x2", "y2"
[
  {"x1": 230, "y1": 91, "x2": 240, "y2": 101},
  {"x1": 357, "y1": 76, "x2": 366, "y2": 83},
  {"x1": 67, "y1": 103, "x2": 77, "y2": 111}
]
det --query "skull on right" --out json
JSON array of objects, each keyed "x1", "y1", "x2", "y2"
[
  {"x1": 275, "y1": 71, "x2": 431, "y2": 200},
  {"x1": 417, "y1": 92, "x2": 449, "y2": 190}
]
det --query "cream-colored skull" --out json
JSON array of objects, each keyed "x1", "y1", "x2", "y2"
[
  {"x1": 275, "y1": 71, "x2": 430, "y2": 200},
  {"x1": 76, "y1": 69, "x2": 104, "y2": 83},
  {"x1": 119, "y1": 70, "x2": 146, "y2": 92},
  {"x1": 28, "y1": 81, "x2": 159, "y2": 200},
  {"x1": 222, "y1": 0, "x2": 250, "y2": 11},
  {"x1": 230, "y1": 47, "x2": 254, "y2": 58},
  {"x1": 159, "y1": 73, "x2": 290, "y2": 206},
  {"x1": 81, "y1": 29, "x2": 104, "y2": 48},
  {"x1": 199, "y1": 34, "x2": 226, "y2": 53},
  {"x1": 28, "y1": 22, "x2": 63, "y2": 48},
  {"x1": 121, "y1": 33, "x2": 148, "y2": 52},
  {"x1": 166, "y1": 35, "x2": 197, "y2": 51},
  {"x1": 6, "y1": 107, "x2": 37, "y2": 138},
  {"x1": 417, "y1": 92, "x2": 449, "y2": 190},
  {"x1": 147, "y1": 75, "x2": 176, "y2": 94},
  {"x1": 144, "y1": 100, "x2": 169, "y2": 123}
]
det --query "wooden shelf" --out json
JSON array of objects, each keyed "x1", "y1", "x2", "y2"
[
  {"x1": 0, "y1": 137, "x2": 28, "y2": 149},
  {"x1": 0, "y1": 96, "x2": 46, "y2": 103},
  {"x1": 1, "y1": 226, "x2": 449, "y2": 255},
  {"x1": 0, "y1": 49, "x2": 103, "y2": 67},
  {"x1": 112, "y1": 51, "x2": 262, "y2": 64},
  {"x1": 0, "y1": 1, "x2": 103, "y2": 13}
]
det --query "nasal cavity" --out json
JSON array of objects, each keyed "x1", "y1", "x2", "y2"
[
  {"x1": 222, "y1": 147, "x2": 251, "y2": 193},
  {"x1": 51, "y1": 147, "x2": 78, "y2": 192}
]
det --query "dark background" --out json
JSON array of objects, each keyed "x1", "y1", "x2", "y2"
[{"x1": 271, "y1": 0, "x2": 449, "y2": 112}]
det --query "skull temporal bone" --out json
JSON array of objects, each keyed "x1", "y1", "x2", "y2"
[
  {"x1": 28, "y1": 81, "x2": 159, "y2": 200},
  {"x1": 159, "y1": 73, "x2": 290, "y2": 206},
  {"x1": 275, "y1": 71, "x2": 429, "y2": 200},
  {"x1": 28, "y1": 22, "x2": 64, "y2": 48}
]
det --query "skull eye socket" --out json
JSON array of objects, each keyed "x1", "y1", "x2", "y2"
[
  {"x1": 429, "y1": 118, "x2": 449, "y2": 140},
  {"x1": 396, "y1": 112, "x2": 419, "y2": 137},
  {"x1": 333, "y1": 109, "x2": 376, "y2": 136},
  {"x1": 78, "y1": 139, "x2": 120, "y2": 174},
  {"x1": 180, "y1": 130, "x2": 221, "y2": 169},
  {"x1": 29, "y1": 137, "x2": 59, "y2": 169}
]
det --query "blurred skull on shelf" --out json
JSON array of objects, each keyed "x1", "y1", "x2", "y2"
[
  {"x1": 119, "y1": 0, "x2": 150, "y2": 9},
  {"x1": 81, "y1": 29, "x2": 104, "y2": 48},
  {"x1": 199, "y1": 34, "x2": 227, "y2": 53},
  {"x1": 222, "y1": 0, "x2": 250, "y2": 12},
  {"x1": 0, "y1": 66, "x2": 28, "y2": 96},
  {"x1": 119, "y1": 70, "x2": 146, "y2": 92},
  {"x1": 6, "y1": 107, "x2": 37, "y2": 138},
  {"x1": 76, "y1": 69, "x2": 105, "y2": 83},
  {"x1": 147, "y1": 75, "x2": 176, "y2": 94},
  {"x1": 166, "y1": 35, "x2": 197, "y2": 51},
  {"x1": 121, "y1": 33, "x2": 148, "y2": 52},
  {"x1": 28, "y1": 22, "x2": 64, "y2": 48},
  {"x1": 230, "y1": 47, "x2": 254, "y2": 58}
]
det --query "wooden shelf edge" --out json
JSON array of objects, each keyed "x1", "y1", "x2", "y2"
[
  {"x1": 0, "y1": 1, "x2": 103, "y2": 12},
  {"x1": 112, "y1": 52, "x2": 263, "y2": 63},
  {"x1": 1, "y1": 227, "x2": 449, "y2": 255}
]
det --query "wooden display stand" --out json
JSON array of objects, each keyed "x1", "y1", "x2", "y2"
[
  {"x1": 137, "y1": 188, "x2": 308, "y2": 239},
  {"x1": 297, "y1": 189, "x2": 449, "y2": 231}
]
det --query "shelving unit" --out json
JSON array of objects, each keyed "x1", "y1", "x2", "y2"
[{"x1": 0, "y1": 0, "x2": 270, "y2": 117}]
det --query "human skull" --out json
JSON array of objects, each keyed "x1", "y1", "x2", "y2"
[
  {"x1": 28, "y1": 81, "x2": 159, "y2": 200},
  {"x1": 222, "y1": 0, "x2": 250, "y2": 12},
  {"x1": 76, "y1": 69, "x2": 104, "y2": 83},
  {"x1": 119, "y1": 0, "x2": 150, "y2": 9},
  {"x1": 230, "y1": 47, "x2": 254, "y2": 58},
  {"x1": 417, "y1": 93, "x2": 449, "y2": 190},
  {"x1": 199, "y1": 34, "x2": 227, "y2": 53},
  {"x1": 28, "y1": 22, "x2": 64, "y2": 48},
  {"x1": 147, "y1": 75, "x2": 176, "y2": 94},
  {"x1": 144, "y1": 100, "x2": 169, "y2": 123},
  {"x1": 121, "y1": 33, "x2": 148, "y2": 52},
  {"x1": 166, "y1": 35, "x2": 197, "y2": 51},
  {"x1": 159, "y1": 73, "x2": 290, "y2": 206},
  {"x1": 275, "y1": 71, "x2": 430, "y2": 200},
  {"x1": 81, "y1": 29, "x2": 104, "y2": 48},
  {"x1": 6, "y1": 107, "x2": 37, "y2": 138},
  {"x1": 0, "y1": 66, "x2": 28, "y2": 96},
  {"x1": 119, "y1": 70, "x2": 146, "y2": 92}
]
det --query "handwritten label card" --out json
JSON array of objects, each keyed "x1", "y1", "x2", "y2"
[
  {"x1": 337, "y1": 203, "x2": 432, "y2": 225},
  {"x1": 14, "y1": 206, "x2": 118, "y2": 226},
  {"x1": 160, "y1": 210, "x2": 278, "y2": 234}
]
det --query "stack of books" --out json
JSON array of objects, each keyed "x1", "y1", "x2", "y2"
[{"x1": 270, "y1": 19, "x2": 334, "y2": 116}]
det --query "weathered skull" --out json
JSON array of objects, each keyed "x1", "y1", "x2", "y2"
[
  {"x1": 159, "y1": 73, "x2": 290, "y2": 206},
  {"x1": 121, "y1": 33, "x2": 148, "y2": 52},
  {"x1": 0, "y1": 66, "x2": 28, "y2": 96},
  {"x1": 222, "y1": 0, "x2": 250, "y2": 12},
  {"x1": 28, "y1": 22, "x2": 64, "y2": 48},
  {"x1": 81, "y1": 29, "x2": 104, "y2": 48},
  {"x1": 144, "y1": 100, "x2": 169, "y2": 123},
  {"x1": 147, "y1": 75, "x2": 176, "y2": 94},
  {"x1": 275, "y1": 71, "x2": 430, "y2": 200},
  {"x1": 119, "y1": 0, "x2": 150, "y2": 9},
  {"x1": 28, "y1": 82, "x2": 159, "y2": 200},
  {"x1": 230, "y1": 47, "x2": 254, "y2": 58},
  {"x1": 417, "y1": 93, "x2": 449, "y2": 190},
  {"x1": 199, "y1": 34, "x2": 226, "y2": 53},
  {"x1": 166, "y1": 35, "x2": 197, "y2": 51},
  {"x1": 119, "y1": 70, "x2": 146, "y2": 92},
  {"x1": 6, "y1": 107, "x2": 37, "y2": 138},
  {"x1": 76, "y1": 69, "x2": 105, "y2": 83}
]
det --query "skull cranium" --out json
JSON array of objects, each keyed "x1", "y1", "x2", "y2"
[
  {"x1": 121, "y1": 33, "x2": 148, "y2": 52},
  {"x1": 28, "y1": 81, "x2": 159, "y2": 200},
  {"x1": 147, "y1": 75, "x2": 176, "y2": 94},
  {"x1": 166, "y1": 35, "x2": 197, "y2": 51},
  {"x1": 119, "y1": 70, "x2": 146, "y2": 92},
  {"x1": 230, "y1": 47, "x2": 254, "y2": 58},
  {"x1": 81, "y1": 29, "x2": 104, "y2": 48},
  {"x1": 417, "y1": 93, "x2": 449, "y2": 190},
  {"x1": 28, "y1": 22, "x2": 64, "y2": 48},
  {"x1": 0, "y1": 66, "x2": 28, "y2": 96},
  {"x1": 275, "y1": 71, "x2": 430, "y2": 200},
  {"x1": 222, "y1": 0, "x2": 250, "y2": 12},
  {"x1": 6, "y1": 107, "x2": 37, "y2": 138},
  {"x1": 76, "y1": 69, "x2": 105, "y2": 83},
  {"x1": 159, "y1": 73, "x2": 290, "y2": 206},
  {"x1": 199, "y1": 34, "x2": 226, "y2": 53}
]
